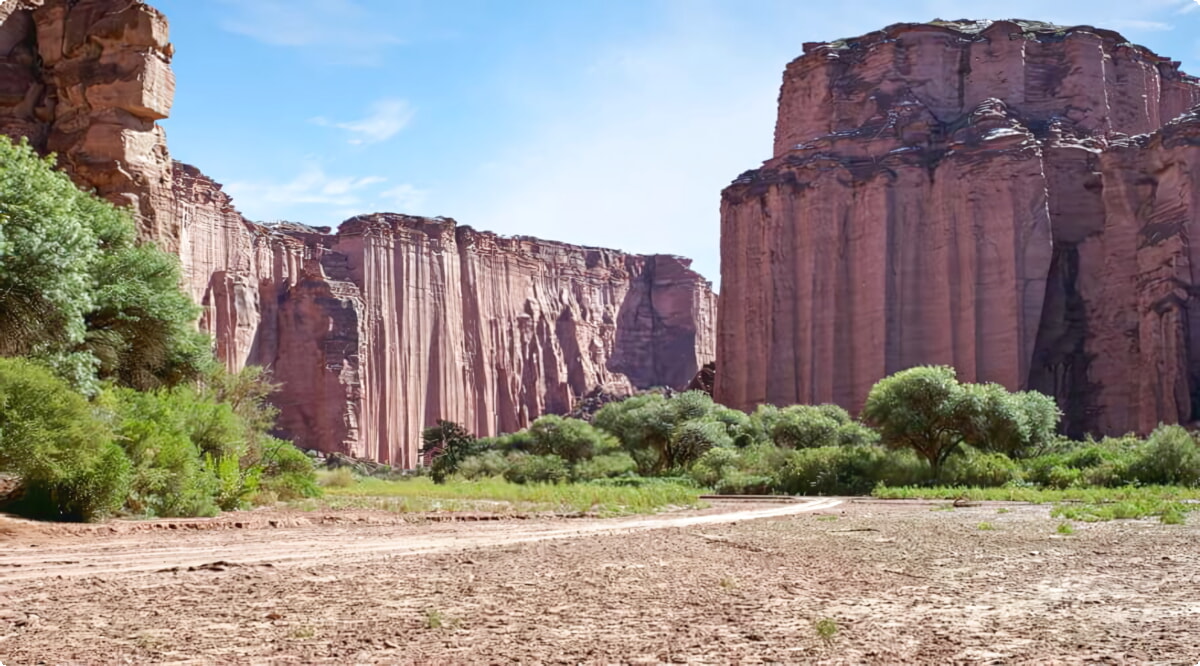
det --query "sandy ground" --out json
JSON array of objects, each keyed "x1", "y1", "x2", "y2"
[{"x1": 2, "y1": 498, "x2": 1199, "y2": 664}]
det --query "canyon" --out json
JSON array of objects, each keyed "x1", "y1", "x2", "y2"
[
  {"x1": 717, "y1": 20, "x2": 1200, "y2": 437},
  {"x1": 0, "y1": 0, "x2": 716, "y2": 466}
]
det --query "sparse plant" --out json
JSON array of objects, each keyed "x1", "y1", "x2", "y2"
[
  {"x1": 719, "y1": 576, "x2": 738, "y2": 589},
  {"x1": 996, "y1": 507, "x2": 1011, "y2": 514},
  {"x1": 320, "y1": 467, "x2": 357, "y2": 488},
  {"x1": 1056, "y1": 522, "x2": 1075, "y2": 535},
  {"x1": 977, "y1": 522, "x2": 995, "y2": 531},
  {"x1": 814, "y1": 617, "x2": 838, "y2": 645}
]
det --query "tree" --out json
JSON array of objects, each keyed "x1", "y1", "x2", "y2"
[
  {"x1": 526, "y1": 414, "x2": 620, "y2": 463},
  {"x1": 862, "y1": 366, "x2": 1060, "y2": 479},
  {"x1": 0, "y1": 136, "x2": 208, "y2": 392},
  {"x1": 593, "y1": 391, "x2": 723, "y2": 473},
  {"x1": 421, "y1": 420, "x2": 479, "y2": 483}
]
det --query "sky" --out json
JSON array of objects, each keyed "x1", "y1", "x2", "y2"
[{"x1": 154, "y1": 0, "x2": 1200, "y2": 286}]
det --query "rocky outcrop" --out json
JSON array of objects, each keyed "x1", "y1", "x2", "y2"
[
  {"x1": 0, "y1": 0, "x2": 176, "y2": 247},
  {"x1": 717, "y1": 20, "x2": 1200, "y2": 437},
  {"x1": 0, "y1": 1, "x2": 718, "y2": 466},
  {"x1": 173, "y1": 176, "x2": 716, "y2": 465}
]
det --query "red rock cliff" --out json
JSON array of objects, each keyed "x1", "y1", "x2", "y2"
[
  {"x1": 0, "y1": 1, "x2": 718, "y2": 465},
  {"x1": 717, "y1": 20, "x2": 1200, "y2": 436},
  {"x1": 175, "y1": 176, "x2": 716, "y2": 465}
]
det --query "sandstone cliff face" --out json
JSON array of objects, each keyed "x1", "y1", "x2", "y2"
[
  {"x1": 718, "y1": 20, "x2": 1200, "y2": 436},
  {"x1": 0, "y1": 1, "x2": 719, "y2": 466},
  {"x1": 0, "y1": 0, "x2": 176, "y2": 247},
  {"x1": 173, "y1": 180, "x2": 717, "y2": 466}
]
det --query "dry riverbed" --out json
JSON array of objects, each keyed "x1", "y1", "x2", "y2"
[{"x1": 2, "y1": 498, "x2": 1198, "y2": 664}]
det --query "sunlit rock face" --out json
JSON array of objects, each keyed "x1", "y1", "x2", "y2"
[
  {"x1": 716, "y1": 20, "x2": 1200, "y2": 437},
  {"x1": 174, "y1": 188, "x2": 717, "y2": 466},
  {"x1": 0, "y1": 0, "x2": 176, "y2": 247},
  {"x1": 0, "y1": 1, "x2": 718, "y2": 466}
]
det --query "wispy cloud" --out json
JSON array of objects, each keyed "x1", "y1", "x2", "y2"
[
  {"x1": 377, "y1": 184, "x2": 427, "y2": 211},
  {"x1": 224, "y1": 164, "x2": 426, "y2": 223},
  {"x1": 312, "y1": 99, "x2": 414, "y2": 145},
  {"x1": 216, "y1": 0, "x2": 400, "y2": 64}
]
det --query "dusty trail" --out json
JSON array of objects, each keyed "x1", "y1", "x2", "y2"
[{"x1": 0, "y1": 498, "x2": 841, "y2": 584}]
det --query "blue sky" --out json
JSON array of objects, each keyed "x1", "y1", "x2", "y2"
[{"x1": 154, "y1": 0, "x2": 1200, "y2": 285}]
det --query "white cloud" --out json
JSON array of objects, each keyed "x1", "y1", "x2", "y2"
[
  {"x1": 216, "y1": 0, "x2": 400, "y2": 64},
  {"x1": 377, "y1": 184, "x2": 427, "y2": 212},
  {"x1": 225, "y1": 165, "x2": 390, "y2": 221},
  {"x1": 313, "y1": 99, "x2": 414, "y2": 145}
]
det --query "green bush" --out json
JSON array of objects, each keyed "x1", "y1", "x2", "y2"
[
  {"x1": 422, "y1": 420, "x2": 481, "y2": 484},
  {"x1": 527, "y1": 415, "x2": 620, "y2": 463},
  {"x1": 259, "y1": 437, "x2": 320, "y2": 500},
  {"x1": 457, "y1": 450, "x2": 513, "y2": 480},
  {"x1": 942, "y1": 448, "x2": 1022, "y2": 488},
  {"x1": 572, "y1": 452, "x2": 637, "y2": 481},
  {"x1": 1130, "y1": 425, "x2": 1200, "y2": 487},
  {"x1": 690, "y1": 447, "x2": 741, "y2": 488},
  {"x1": 776, "y1": 446, "x2": 926, "y2": 496},
  {"x1": 503, "y1": 453, "x2": 570, "y2": 485},
  {"x1": 0, "y1": 358, "x2": 131, "y2": 521}
]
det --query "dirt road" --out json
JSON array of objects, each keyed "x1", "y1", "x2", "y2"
[
  {"x1": 0, "y1": 498, "x2": 840, "y2": 583},
  {"x1": 4, "y1": 498, "x2": 1200, "y2": 664}
]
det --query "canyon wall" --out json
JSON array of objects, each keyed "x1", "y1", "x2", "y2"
[
  {"x1": 0, "y1": 1, "x2": 717, "y2": 466},
  {"x1": 717, "y1": 20, "x2": 1200, "y2": 436}
]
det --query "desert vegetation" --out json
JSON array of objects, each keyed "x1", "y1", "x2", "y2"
[
  {"x1": 412, "y1": 364, "x2": 1200, "y2": 523},
  {"x1": 0, "y1": 137, "x2": 318, "y2": 521}
]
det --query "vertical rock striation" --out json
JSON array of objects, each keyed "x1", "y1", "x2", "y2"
[
  {"x1": 718, "y1": 20, "x2": 1200, "y2": 436},
  {"x1": 0, "y1": 1, "x2": 719, "y2": 465}
]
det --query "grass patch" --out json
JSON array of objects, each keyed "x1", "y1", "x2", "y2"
[
  {"x1": 976, "y1": 522, "x2": 995, "y2": 531},
  {"x1": 316, "y1": 477, "x2": 703, "y2": 516},
  {"x1": 873, "y1": 485, "x2": 1200, "y2": 504},
  {"x1": 1056, "y1": 522, "x2": 1075, "y2": 535},
  {"x1": 1050, "y1": 498, "x2": 1195, "y2": 524}
]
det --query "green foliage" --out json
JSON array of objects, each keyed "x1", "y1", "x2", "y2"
[
  {"x1": 768, "y1": 404, "x2": 877, "y2": 449},
  {"x1": 1129, "y1": 425, "x2": 1200, "y2": 487},
  {"x1": 422, "y1": 420, "x2": 481, "y2": 484},
  {"x1": 259, "y1": 437, "x2": 320, "y2": 500},
  {"x1": 776, "y1": 446, "x2": 927, "y2": 496},
  {"x1": 594, "y1": 391, "x2": 724, "y2": 472},
  {"x1": 941, "y1": 447, "x2": 1023, "y2": 488},
  {"x1": 0, "y1": 358, "x2": 130, "y2": 521},
  {"x1": 571, "y1": 452, "x2": 637, "y2": 481},
  {"x1": 456, "y1": 450, "x2": 514, "y2": 481},
  {"x1": 502, "y1": 453, "x2": 570, "y2": 485},
  {"x1": 862, "y1": 366, "x2": 1060, "y2": 477},
  {"x1": 527, "y1": 414, "x2": 620, "y2": 463},
  {"x1": 0, "y1": 136, "x2": 208, "y2": 393}
]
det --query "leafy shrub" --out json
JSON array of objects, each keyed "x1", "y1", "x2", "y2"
[
  {"x1": 527, "y1": 415, "x2": 620, "y2": 463},
  {"x1": 690, "y1": 447, "x2": 741, "y2": 488},
  {"x1": 456, "y1": 450, "x2": 513, "y2": 480},
  {"x1": 0, "y1": 358, "x2": 131, "y2": 521},
  {"x1": 714, "y1": 471, "x2": 774, "y2": 495},
  {"x1": 503, "y1": 453, "x2": 569, "y2": 485},
  {"x1": 775, "y1": 446, "x2": 926, "y2": 495},
  {"x1": 1129, "y1": 425, "x2": 1200, "y2": 486},
  {"x1": 259, "y1": 437, "x2": 321, "y2": 500},
  {"x1": 572, "y1": 452, "x2": 637, "y2": 481},
  {"x1": 422, "y1": 420, "x2": 481, "y2": 484},
  {"x1": 942, "y1": 448, "x2": 1022, "y2": 488}
]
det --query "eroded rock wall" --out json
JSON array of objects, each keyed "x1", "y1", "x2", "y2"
[
  {"x1": 0, "y1": 0, "x2": 176, "y2": 247},
  {"x1": 0, "y1": 1, "x2": 718, "y2": 466},
  {"x1": 718, "y1": 20, "x2": 1200, "y2": 436}
]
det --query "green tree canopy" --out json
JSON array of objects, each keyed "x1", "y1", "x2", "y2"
[
  {"x1": 0, "y1": 136, "x2": 208, "y2": 392},
  {"x1": 861, "y1": 366, "x2": 1060, "y2": 478}
]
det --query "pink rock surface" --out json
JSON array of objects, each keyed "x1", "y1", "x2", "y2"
[
  {"x1": 0, "y1": 0, "x2": 176, "y2": 247},
  {"x1": 0, "y1": 1, "x2": 718, "y2": 466},
  {"x1": 718, "y1": 20, "x2": 1200, "y2": 436}
]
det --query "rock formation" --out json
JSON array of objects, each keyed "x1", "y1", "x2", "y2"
[
  {"x1": 0, "y1": 0, "x2": 176, "y2": 247},
  {"x1": 0, "y1": 0, "x2": 718, "y2": 466},
  {"x1": 717, "y1": 20, "x2": 1200, "y2": 437}
]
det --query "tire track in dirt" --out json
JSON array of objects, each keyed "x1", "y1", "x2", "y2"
[{"x1": 0, "y1": 498, "x2": 841, "y2": 584}]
